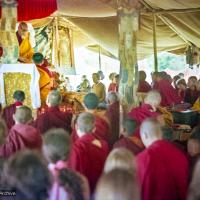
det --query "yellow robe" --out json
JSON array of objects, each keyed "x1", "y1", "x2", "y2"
[
  {"x1": 192, "y1": 98, "x2": 200, "y2": 112},
  {"x1": 19, "y1": 32, "x2": 34, "y2": 62},
  {"x1": 37, "y1": 67, "x2": 52, "y2": 105}
]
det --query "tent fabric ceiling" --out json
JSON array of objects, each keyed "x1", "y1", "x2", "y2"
[{"x1": 31, "y1": 0, "x2": 200, "y2": 60}]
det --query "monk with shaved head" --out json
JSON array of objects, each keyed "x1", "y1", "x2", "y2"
[
  {"x1": 136, "y1": 118, "x2": 189, "y2": 200},
  {"x1": 68, "y1": 112, "x2": 109, "y2": 193},
  {"x1": 0, "y1": 106, "x2": 42, "y2": 158},
  {"x1": 33, "y1": 90, "x2": 72, "y2": 134}
]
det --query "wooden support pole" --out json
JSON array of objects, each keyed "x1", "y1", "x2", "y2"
[
  {"x1": 153, "y1": 13, "x2": 158, "y2": 72},
  {"x1": 98, "y1": 45, "x2": 102, "y2": 70}
]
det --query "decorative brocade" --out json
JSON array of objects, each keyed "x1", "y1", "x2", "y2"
[{"x1": 4, "y1": 72, "x2": 32, "y2": 107}]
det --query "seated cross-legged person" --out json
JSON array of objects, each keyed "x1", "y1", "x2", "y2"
[
  {"x1": 113, "y1": 118, "x2": 144, "y2": 155},
  {"x1": 0, "y1": 106, "x2": 42, "y2": 158},
  {"x1": 33, "y1": 90, "x2": 72, "y2": 134},
  {"x1": 68, "y1": 112, "x2": 109, "y2": 193},
  {"x1": 2, "y1": 90, "x2": 25, "y2": 130},
  {"x1": 137, "y1": 118, "x2": 189, "y2": 200},
  {"x1": 71, "y1": 93, "x2": 110, "y2": 143},
  {"x1": 42, "y1": 128, "x2": 90, "y2": 200}
]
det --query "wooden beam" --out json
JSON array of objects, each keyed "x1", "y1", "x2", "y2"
[{"x1": 153, "y1": 13, "x2": 158, "y2": 72}]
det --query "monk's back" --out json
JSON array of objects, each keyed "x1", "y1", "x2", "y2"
[
  {"x1": 33, "y1": 106, "x2": 72, "y2": 134},
  {"x1": 137, "y1": 140, "x2": 188, "y2": 200},
  {"x1": 68, "y1": 134, "x2": 109, "y2": 192}
]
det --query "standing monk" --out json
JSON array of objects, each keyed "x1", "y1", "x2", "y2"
[
  {"x1": 33, "y1": 90, "x2": 72, "y2": 134},
  {"x1": 106, "y1": 92, "x2": 120, "y2": 146},
  {"x1": 137, "y1": 71, "x2": 151, "y2": 93},
  {"x1": 32, "y1": 52, "x2": 53, "y2": 104},
  {"x1": 0, "y1": 106, "x2": 42, "y2": 158},
  {"x1": 16, "y1": 22, "x2": 34, "y2": 63},
  {"x1": 137, "y1": 118, "x2": 188, "y2": 200},
  {"x1": 92, "y1": 73, "x2": 106, "y2": 103},
  {"x1": 2, "y1": 90, "x2": 25, "y2": 130},
  {"x1": 68, "y1": 112, "x2": 109, "y2": 193}
]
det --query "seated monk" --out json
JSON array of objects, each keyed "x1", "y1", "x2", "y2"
[
  {"x1": 137, "y1": 70, "x2": 151, "y2": 93},
  {"x1": 16, "y1": 22, "x2": 34, "y2": 63},
  {"x1": 2, "y1": 90, "x2": 25, "y2": 130},
  {"x1": 185, "y1": 76, "x2": 199, "y2": 105},
  {"x1": 68, "y1": 112, "x2": 109, "y2": 193},
  {"x1": 128, "y1": 90, "x2": 165, "y2": 128},
  {"x1": 106, "y1": 92, "x2": 119, "y2": 146},
  {"x1": 113, "y1": 118, "x2": 144, "y2": 155},
  {"x1": 137, "y1": 118, "x2": 188, "y2": 200},
  {"x1": 156, "y1": 72, "x2": 181, "y2": 106},
  {"x1": 71, "y1": 93, "x2": 110, "y2": 143},
  {"x1": 42, "y1": 128, "x2": 90, "y2": 200},
  {"x1": 32, "y1": 52, "x2": 53, "y2": 104},
  {"x1": 33, "y1": 90, "x2": 72, "y2": 134},
  {"x1": 0, "y1": 106, "x2": 42, "y2": 158},
  {"x1": 92, "y1": 73, "x2": 106, "y2": 103}
]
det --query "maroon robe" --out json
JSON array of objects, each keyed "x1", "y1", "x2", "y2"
[
  {"x1": 106, "y1": 101, "x2": 120, "y2": 146},
  {"x1": 128, "y1": 104, "x2": 160, "y2": 138},
  {"x1": 137, "y1": 140, "x2": 188, "y2": 200},
  {"x1": 0, "y1": 124, "x2": 42, "y2": 158},
  {"x1": 68, "y1": 134, "x2": 109, "y2": 193},
  {"x1": 71, "y1": 113, "x2": 110, "y2": 143},
  {"x1": 137, "y1": 80, "x2": 151, "y2": 93},
  {"x1": 184, "y1": 88, "x2": 199, "y2": 105},
  {"x1": 2, "y1": 101, "x2": 23, "y2": 130},
  {"x1": 33, "y1": 106, "x2": 72, "y2": 134},
  {"x1": 113, "y1": 135, "x2": 144, "y2": 155},
  {"x1": 156, "y1": 79, "x2": 181, "y2": 106},
  {"x1": 108, "y1": 83, "x2": 118, "y2": 92},
  {"x1": 128, "y1": 103, "x2": 160, "y2": 124}
]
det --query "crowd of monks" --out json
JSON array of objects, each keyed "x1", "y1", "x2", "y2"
[
  {"x1": 1, "y1": 22, "x2": 200, "y2": 200},
  {"x1": 0, "y1": 68, "x2": 200, "y2": 200}
]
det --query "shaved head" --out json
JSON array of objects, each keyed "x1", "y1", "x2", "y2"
[
  {"x1": 46, "y1": 90, "x2": 62, "y2": 107},
  {"x1": 144, "y1": 90, "x2": 161, "y2": 109},
  {"x1": 14, "y1": 106, "x2": 32, "y2": 124},
  {"x1": 76, "y1": 112, "x2": 95, "y2": 136},
  {"x1": 140, "y1": 118, "x2": 162, "y2": 147}
]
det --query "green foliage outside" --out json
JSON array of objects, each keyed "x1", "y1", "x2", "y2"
[{"x1": 147, "y1": 52, "x2": 186, "y2": 71}]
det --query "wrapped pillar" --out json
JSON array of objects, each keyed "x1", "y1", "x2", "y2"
[
  {"x1": 0, "y1": 0, "x2": 19, "y2": 63},
  {"x1": 118, "y1": 0, "x2": 139, "y2": 108}
]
